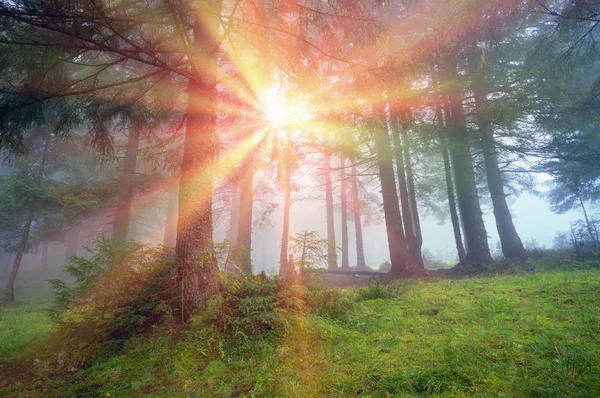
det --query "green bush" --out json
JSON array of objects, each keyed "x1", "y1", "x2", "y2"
[
  {"x1": 192, "y1": 273, "x2": 291, "y2": 340},
  {"x1": 48, "y1": 237, "x2": 177, "y2": 362}
]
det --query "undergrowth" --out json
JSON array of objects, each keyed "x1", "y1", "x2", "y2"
[{"x1": 1, "y1": 251, "x2": 600, "y2": 397}]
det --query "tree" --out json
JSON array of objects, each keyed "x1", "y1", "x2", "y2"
[{"x1": 339, "y1": 157, "x2": 350, "y2": 270}]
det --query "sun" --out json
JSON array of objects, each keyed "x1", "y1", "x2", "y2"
[{"x1": 260, "y1": 85, "x2": 288, "y2": 126}]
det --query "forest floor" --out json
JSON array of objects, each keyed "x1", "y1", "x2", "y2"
[{"x1": 1, "y1": 267, "x2": 600, "y2": 397}]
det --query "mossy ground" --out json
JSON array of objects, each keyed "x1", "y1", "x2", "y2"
[{"x1": 2, "y1": 268, "x2": 600, "y2": 397}]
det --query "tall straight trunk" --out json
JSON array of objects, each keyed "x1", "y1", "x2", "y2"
[
  {"x1": 279, "y1": 131, "x2": 293, "y2": 276},
  {"x1": 350, "y1": 164, "x2": 367, "y2": 269},
  {"x1": 470, "y1": 56, "x2": 526, "y2": 260},
  {"x1": 323, "y1": 151, "x2": 337, "y2": 269},
  {"x1": 340, "y1": 157, "x2": 350, "y2": 270},
  {"x1": 3, "y1": 215, "x2": 33, "y2": 302},
  {"x1": 41, "y1": 241, "x2": 48, "y2": 270},
  {"x1": 433, "y1": 65, "x2": 467, "y2": 261},
  {"x1": 237, "y1": 152, "x2": 254, "y2": 274},
  {"x1": 390, "y1": 114, "x2": 413, "y2": 241},
  {"x1": 113, "y1": 127, "x2": 140, "y2": 241},
  {"x1": 175, "y1": 0, "x2": 222, "y2": 320},
  {"x1": 442, "y1": 142, "x2": 466, "y2": 261},
  {"x1": 374, "y1": 107, "x2": 412, "y2": 275},
  {"x1": 391, "y1": 113, "x2": 423, "y2": 268},
  {"x1": 445, "y1": 59, "x2": 492, "y2": 268},
  {"x1": 401, "y1": 125, "x2": 424, "y2": 267},
  {"x1": 163, "y1": 178, "x2": 179, "y2": 247},
  {"x1": 228, "y1": 186, "x2": 240, "y2": 244}
]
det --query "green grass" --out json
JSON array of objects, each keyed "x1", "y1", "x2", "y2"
[
  {"x1": 2, "y1": 268, "x2": 600, "y2": 397},
  {"x1": 0, "y1": 278, "x2": 55, "y2": 362}
]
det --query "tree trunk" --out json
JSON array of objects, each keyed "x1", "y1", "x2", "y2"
[
  {"x1": 350, "y1": 163, "x2": 367, "y2": 269},
  {"x1": 431, "y1": 64, "x2": 467, "y2": 261},
  {"x1": 324, "y1": 151, "x2": 337, "y2": 270},
  {"x1": 340, "y1": 157, "x2": 350, "y2": 270},
  {"x1": 3, "y1": 215, "x2": 33, "y2": 303},
  {"x1": 41, "y1": 241, "x2": 48, "y2": 270},
  {"x1": 163, "y1": 178, "x2": 179, "y2": 248},
  {"x1": 65, "y1": 225, "x2": 80, "y2": 260},
  {"x1": 228, "y1": 186, "x2": 240, "y2": 245},
  {"x1": 237, "y1": 151, "x2": 254, "y2": 274},
  {"x1": 391, "y1": 112, "x2": 423, "y2": 268},
  {"x1": 579, "y1": 197, "x2": 598, "y2": 245},
  {"x1": 175, "y1": 0, "x2": 222, "y2": 320},
  {"x1": 374, "y1": 107, "x2": 411, "y2": 275},
  {"x1": 113, "y1": 127, "x2": 140, "y2": 242},
  {"x1": 445, "y1": 59, "x2": 492, "y2": 268},
  {"x1": 470, "y1": 56, "x2": 526, "y2": 260},
  {"x1": 401, "y1": 124, "x2": 424, "y2": 268},
  {"x1": 279, "y1": 131, "x2": 293, "y2": 276}
]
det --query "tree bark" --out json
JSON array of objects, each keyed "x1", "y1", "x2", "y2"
[
  {"x1": 445, "y1": 58, "x2": 492, "y2": 268},
  {"x1": 339, "y1": 157, "x2": 350, "y2": 270},
  {"x1": 391, "y1": 112, "x2": 423, "y2": 268},
  {"x1": 175, "y1": 0, "x2": 222, "y2": 320},
  {"x1": 113, "y1": 126, "x2": 140, "y2": 242},
  {"x1": 470, "y1": 55, "x2": 526, "y2": 260},
  {"x1": 374, "y1": 107, "x2": 412, "y2": 275},
  {"x1": 237, "y1": 151, "x2": 254, "y2": 274},
  {"x1": 228, "y1": 186, "x2": 240, "y2": 245},
  {"x1": 324, "y1": 151, "x2": 337, "y2": 270},
  {"x1": 350, "y1": 163, "x2": 367, "y2": 269},
  {"x1": 279, "y1": 131, "x2": 293, "y2": 276},
  {"x1": 3, "y1": 215, "x2": 33, "y2": 303},
  {"x1": 401, "y1": 125, "x2": 424, "y2": 268},
  {"x1": 431, "y1": 64, "x2": 467, "y2": 261},
  {"x1": 163, "y1": 178, "x2": 179, "y2": 248}
]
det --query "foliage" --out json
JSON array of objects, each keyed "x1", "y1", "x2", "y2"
[
  {"x1": 3, "y1": 268, "x2": 600, "y2": 396},
  {"x1": 47, "y1": 237, "x2": 177, "y2": 361},
  {"x1": 192, "y1": 273, "x2": 292, "y2": 340},
  {"x1": 288, "y1": 230, "x2": 332, "y2": 273}
]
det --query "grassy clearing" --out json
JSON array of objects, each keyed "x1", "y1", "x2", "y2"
[{"x1": 2, "y1": 268, "x2": 600, "y2": 397}]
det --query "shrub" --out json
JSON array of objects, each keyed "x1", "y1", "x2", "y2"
[
  {"x1": 192, "y1": 273, "x2": 292, "y2": 340},
  {"x1": 48, "y1": 237, "x2": 177, "y2": 359}
]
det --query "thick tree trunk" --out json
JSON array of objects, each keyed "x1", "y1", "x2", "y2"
[
  {"x1": 350, "y1": 164, "x2": 367, "y2": 269},
  {"x1": 340, "y1": 157, "x2": 350, "y2": 270},
  {"x1": 175, "y1": 1, "x2": 222, "y2": 320},
  {"x1": 163, "y1": 178, "x2": 179, "y2": 247},
  {"x1": 279, "y1": 131, "x2": 293, "y2": 276},
  {"x1": 113, "y1": 127, "x2": 140, "y2": 242},
  {"x1": 237, "y1": 152, "x2": 254, "y2": 274},
  {"x1": 445, "y1": 60, "x2": 492, "y2": 268},
  {"x1": 375, "y1": 107, "x2": 411, "y2": 275},
  {"x1": 3, "y1": 215, "x2": 33, "y2": 303},
  {"x1": 470, "y1": 57, "x2": 526, "y2": 260},
  {"x1": 323, "y1": 152, "x2": 337, "y2": 270}
]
